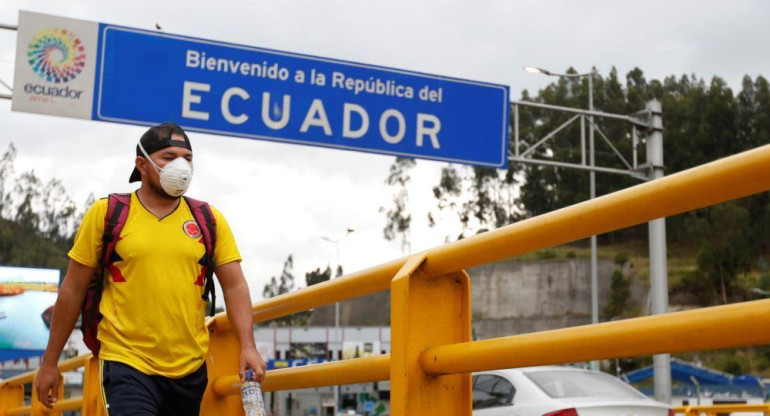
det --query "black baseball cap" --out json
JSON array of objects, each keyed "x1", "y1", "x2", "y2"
[{"x1": 129, "y1": 122, "x2": 193, "y2": 183}]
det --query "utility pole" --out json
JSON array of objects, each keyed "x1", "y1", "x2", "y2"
[
  {"x1": 321, "y1": 228, "x2": 354, "y2": 416},
  {"x1": 0, "y1": 23, "x2": 16, "y2": 101},
  {"x1": 524, "y1": 67, "x2": 601, "y2": 372},
  {"x1": 588, "y1": 72, "x2": 600, "y2": 372},
  {"x1": 646, "y1": 99, "x2": 671, "y2": 403}
]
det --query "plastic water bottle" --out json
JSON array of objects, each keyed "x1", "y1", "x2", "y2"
[{"x1": 241, "y1": 369, "x2": 266, "y2": 416}]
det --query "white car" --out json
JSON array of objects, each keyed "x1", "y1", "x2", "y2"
[{"x1": 473, "y1": 366, "x2": 672, "y2": 416}]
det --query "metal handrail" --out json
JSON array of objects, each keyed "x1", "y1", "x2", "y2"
[
  {"x1": 211, "y1": 143, "x2": 770, "y2": 332},
  {"x1": 202, "y1": 144, "x2": 770, "y2": 402},
  {"x1": 212, "y1": 355, "x2": 390, "y2": 396},
  {"x1": 421, "y1": 299, "x2": 770, "y2": 375},
  {"x1": 2, "y1": 354, "x2": 90, "y2": 387}
]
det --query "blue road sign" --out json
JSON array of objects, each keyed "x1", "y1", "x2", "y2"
[
  {"x1": 13, "y1": 11, "x2": 510, "y2": 168},
  {"x1": 93, "y1": 25, "x2": 509, "y2": 168}
]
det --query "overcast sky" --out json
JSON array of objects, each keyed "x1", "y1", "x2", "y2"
[{"x1": 0, "y1": 0, "x2": 768, "y2": 303}]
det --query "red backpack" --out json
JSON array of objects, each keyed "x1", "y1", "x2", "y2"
[{"x1": 80, "y1": 193, "x2": 218, "y2": 356}]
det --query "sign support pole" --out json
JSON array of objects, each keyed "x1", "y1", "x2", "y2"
[{"x1": 646, "y1": 99, "x2": 672, "y2": 403}]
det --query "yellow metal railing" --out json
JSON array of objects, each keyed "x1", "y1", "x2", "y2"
[
  {"x1": 2, "y1": 144, "x2": 770, "y2": 415},
  {"x1": 675, "y1": 404, "x2": 770, "y2": 416},
  {"x1": 0, "y1": 354, "x2": 104, "y2": 416}
]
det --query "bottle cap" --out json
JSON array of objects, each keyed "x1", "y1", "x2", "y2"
[{"x1": 245, "y1": 369, "x2": 254, "y2": 381}]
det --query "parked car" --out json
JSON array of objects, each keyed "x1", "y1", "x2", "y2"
[{"x1": 473, "y1": 366, "x2": 672, "y2": 416}]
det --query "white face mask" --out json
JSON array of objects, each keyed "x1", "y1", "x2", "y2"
[{"x1": 138, "y1": 141, "x2": 194, "y2": 197}]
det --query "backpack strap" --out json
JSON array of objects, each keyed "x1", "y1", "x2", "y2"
[
  {"x1": 184, "y1": 196, "x2": 218, "y2": 316},
  {"x1": 101, "y1": 194, "x2": 131, "y2": 268},
  {"x1": 90, "y1": 194, "x2": 131, "y2": 330}
]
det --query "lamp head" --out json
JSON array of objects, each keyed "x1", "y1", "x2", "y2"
[{"x1": 524, "y1": 66, "x2": 551, "y2": 76}]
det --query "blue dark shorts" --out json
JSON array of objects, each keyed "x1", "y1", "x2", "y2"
[{"x1": 101, "y1": 360, "x2": 208, "y2": 416}]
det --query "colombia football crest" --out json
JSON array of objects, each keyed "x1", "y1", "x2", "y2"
[{"x1": 183, "y1": 220, "x2": 202, "y2": 238}]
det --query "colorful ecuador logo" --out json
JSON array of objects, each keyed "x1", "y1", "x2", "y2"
[{"x1": 27, "y1": 28, "x2": 86, "y2": 84}]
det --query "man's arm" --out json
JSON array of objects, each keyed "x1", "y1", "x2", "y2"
[
  {"x1": 215, "y1": 261, "x2": 267, "y2": 382},
  {"x1": 35, "y1": 259, "x2": 96, "y2": 409}
]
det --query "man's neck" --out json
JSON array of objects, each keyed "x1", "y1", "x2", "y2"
[{"x1": 136, "y1": 187, "x2": 180, "y2": 219}]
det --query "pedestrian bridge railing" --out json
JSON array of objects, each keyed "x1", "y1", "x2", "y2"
[{"x1": 2, "y1": 144, "x2": 770, "y2": 415}]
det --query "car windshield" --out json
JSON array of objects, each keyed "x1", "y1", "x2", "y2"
[{"x1": 525, "y1": 370, "x2": 644, "y2": 399}]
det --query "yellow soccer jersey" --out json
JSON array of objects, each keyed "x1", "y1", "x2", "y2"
[{"x1": 68, "y1": 192, "x2": 241, "y2": 378}]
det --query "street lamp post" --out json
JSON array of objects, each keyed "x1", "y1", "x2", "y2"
[
  {"x1": 320, "y1": 228, "x2": 354, "y2": 416},
  {"x1": 524, "y1": 67, "x2": 671, "y2": 401},
  {"x1": 525, "y1": 66, "x2": 599, "y2": 371}
]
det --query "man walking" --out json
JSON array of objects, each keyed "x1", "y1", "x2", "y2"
[{"x1": 35, "y1": 122, "x2": 265, "y2": 415}]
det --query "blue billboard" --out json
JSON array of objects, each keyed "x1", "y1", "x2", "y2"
[
  {"x1": 92, "y1": 25, "x2": 510, "y2": 168},
  {"x1": 0, "y1": 266, "x2": 60, "y2": 361}
]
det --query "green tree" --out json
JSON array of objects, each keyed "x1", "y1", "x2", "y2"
[
  {"x1": 39, "y1": 178, "x2": 77, "y2": 246},
  {"x1": 0, "y1": 144, "x2": 16, "y2": 218},
  {"x1": 0, "y1": 144, "x2": 82, "y2": 275},
  {"x1": 384, "y1": 69, "x2": 770, "y2": 255},
  {"x1": 305, "y1": 265, "x2": 333, "y2": 287},
  {"x1": 603, "y1": 269, "x2": 631, "y2": 319},
  {"x1": 686, "y1": 202, "x2": 752, "y2": 304},
  {"x1": 13, "y1": 170, "x2": 43, "y2": 233},
  {"x1": 262, "y1": 255, "x2": 311, "y2": 326},
  {"x1": 263, "y1": 255, "x2": 296, "y2": 298},
  {"x1": 382, "y1": 157, "x2": 415, "y2": 252}
]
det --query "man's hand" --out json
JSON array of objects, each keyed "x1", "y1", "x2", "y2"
[
  {"x1": 239, "y1": 346, "x2": 267, "y2": 383},
  {"x1": 216, "y1": 261, "x2": 267, "y2": 384},
  {"x1": 35, "y1": 258, "x2": 94, "y2": 410},
  {"x1": 35, "y1": 362, "x2": 61, "y2": 409},
  {"x1": 215, "y1": 261, "x2": 267, "y2": 384}
]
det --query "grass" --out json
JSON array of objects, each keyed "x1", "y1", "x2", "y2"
[{"x1": 498, "y1": 240, "x2": 715, "y2": 290}]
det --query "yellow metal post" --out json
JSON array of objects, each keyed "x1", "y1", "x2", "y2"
[
  {"x1": 390, "y1": 254, "x2": 472, "y2": 416},
  {"x1": 82, "y1": 356, "x2": 106, "y2": 416},
  {"x1": 30, "y1": 371, "x2": 63, "y2": 416},
  {"x1": 200, "y1": 324, "x2": 244, "y2": 414},
  {"x1": 31, "y1": 379, "x2": 43, "y2": 416},
  {"x1": 0, "y1": 381, "x2": 24, "y2": 416}
]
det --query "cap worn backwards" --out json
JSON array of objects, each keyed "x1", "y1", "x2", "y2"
[{"x1": 129, "y1": 122, "x2": 193, "y2": 183}]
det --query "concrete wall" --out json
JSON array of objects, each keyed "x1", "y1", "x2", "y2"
[
  {"x1": 471, "y1": 259, "x2": 608, "y2": 339},
  {"x1": 310, "y1": 292, "x2": 390, "y2": 327},
  {"x1": 309, "y1": 258, "x2": 649, "y2": 340}
]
